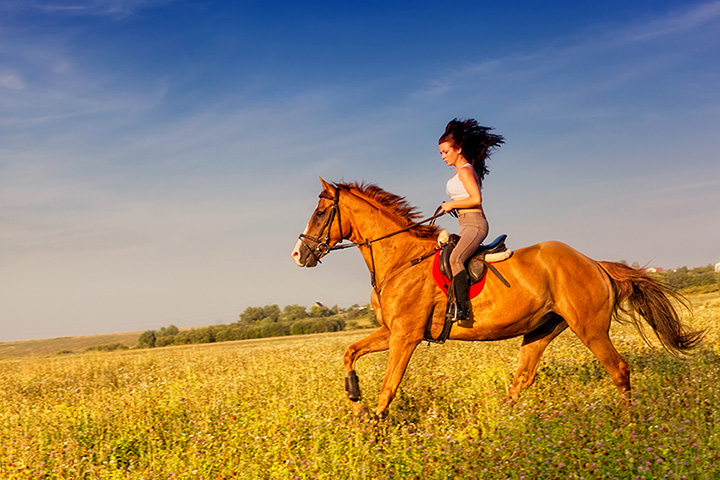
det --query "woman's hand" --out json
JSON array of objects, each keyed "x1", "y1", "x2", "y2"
[{"x1": 441, "y1": 201, "x2": 455, "y2": 213}]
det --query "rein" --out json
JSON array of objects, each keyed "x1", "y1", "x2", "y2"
[{"x1": 298, "y1": 188, "x2": 446, "y2": 291}]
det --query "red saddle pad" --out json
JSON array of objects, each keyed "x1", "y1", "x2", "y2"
[{"x1": 432, "y1": 251, "x2": 487, "y2": 299}]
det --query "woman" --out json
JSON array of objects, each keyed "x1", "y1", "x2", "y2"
[{"x1": 439, "y1": 119, "x2": 504, "y2": 327}]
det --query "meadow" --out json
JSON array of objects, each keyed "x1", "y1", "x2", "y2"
[{"x1": 1, "y1": 293, "x2": 719, "y2": 479}]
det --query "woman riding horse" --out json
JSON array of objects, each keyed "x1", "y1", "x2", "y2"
[
  {"x1": 292, "y1": 179, "x2": 703, "y2": 420},
  {"x1": 439, "y1": 119, "x2": 504, "y2": 327}
]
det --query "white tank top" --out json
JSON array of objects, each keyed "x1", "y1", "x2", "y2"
[{"x1": 446, "y1": 164, "x2": 480, "y2": 200}]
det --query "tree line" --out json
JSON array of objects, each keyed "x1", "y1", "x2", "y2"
[
  {"x1": 620, "y1": 261, "x2": 720, "y2": 294},
  {"x1": 65, "y1": 264, "x2": 716, "y2": 354},
  {"x1": 137, "y1": 303, "x2": 377, "y2": 349},
  {"x1": 651, "y1": 264, "x2": 720, "y2": 295},
  {"x1": 136, "y1": 264, "x2": 718, "y2": 349}
]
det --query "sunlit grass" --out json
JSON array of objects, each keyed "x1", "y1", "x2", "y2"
[{"x1": 1, "y1": 294, "x2": 718, "y2": 479}]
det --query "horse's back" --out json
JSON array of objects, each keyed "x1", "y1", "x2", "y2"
[
  {"x1": 512, "y1": 240, "x2": 602, "y2": 273},
  {"x1": 486, "y1": 240, "x2": 613, "y2": 312}
]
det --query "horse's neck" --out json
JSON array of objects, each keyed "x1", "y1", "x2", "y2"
[{"x1": 343, "y1": 197, "x2": 434, "y2": 284}]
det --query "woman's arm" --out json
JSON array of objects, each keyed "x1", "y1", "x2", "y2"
[{"x1": 441, "y1": 167, "x2": 482, "y2": 212}]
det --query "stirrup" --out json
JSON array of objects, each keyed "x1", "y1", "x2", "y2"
[
  {"x1": 446, "y1": 302, "x2": 472, "y2": 327},
  {"x1": 445, "y1": 303, "x2": 458, "y2": 322}
]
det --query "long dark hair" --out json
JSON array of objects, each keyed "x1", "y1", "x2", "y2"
[{"x1": 439, "y1": 118, "x2": 504, "y2": 181}]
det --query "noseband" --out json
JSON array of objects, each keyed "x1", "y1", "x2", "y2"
[{"x1": 297, "y1": 188, "x2": 346, "y2": 264}]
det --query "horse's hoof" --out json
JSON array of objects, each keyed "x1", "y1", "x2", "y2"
[{"x1": 352, "y1": 403, "x2": 371, "y2": 419}]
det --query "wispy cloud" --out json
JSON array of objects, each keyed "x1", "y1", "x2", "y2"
[
  {"x1": 0, "y1": 72, "x2": 25, "y2": 89},
  {"x1": 623, "y1": 0, "x2": 720, "y2": 42},
  {"x1": 0, "y1": 30, "x2": 166, "y2": 127},
  {"x1": 413, "y1": 1, "x2": 720, "y2": 104},
  {"x1": 1, "y1": 0, "x2": 179, "y2": 18}
]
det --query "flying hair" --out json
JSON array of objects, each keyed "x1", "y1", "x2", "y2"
[{"x1": 439, "y1": 118, "x2": 505, "y2": 182}]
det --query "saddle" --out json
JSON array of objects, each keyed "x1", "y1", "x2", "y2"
[
  {"x1": 438, "y1": 234, "x2": 511, "y2": 285},
  {"x1": 425, "y1": 233, "x2": 512, "y2": 344}
]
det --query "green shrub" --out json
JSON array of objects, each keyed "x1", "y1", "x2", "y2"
[{"x1": 84, "y1": 343, "x2": 129, "y2": 353}]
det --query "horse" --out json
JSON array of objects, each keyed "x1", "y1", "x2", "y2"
[{"x1": 291, "y1": 178, "x2": 704, "y2": 419}]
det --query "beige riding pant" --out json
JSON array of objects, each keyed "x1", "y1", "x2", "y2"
[{"x1": 450, "y1": 211, "x2": 489, "y2": 276}]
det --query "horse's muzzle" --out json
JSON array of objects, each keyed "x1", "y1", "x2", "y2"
[{"x1": 291, "y1": 238, "x2": 319, "y2": 267}]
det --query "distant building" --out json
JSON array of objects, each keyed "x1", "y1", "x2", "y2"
[
  {"x1": 643, "y1": 267, "x2": 664, "y2": 273},
  {"x1": 312, "y1": 302, "x2": 327, "y2": 309},
  {"x1": 715, "y1": 262, "x2": 720, "y2": 273}
]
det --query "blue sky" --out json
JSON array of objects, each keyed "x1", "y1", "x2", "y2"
[{"x1": 1, "y1": 0, "x2": 719, "y2": 342}]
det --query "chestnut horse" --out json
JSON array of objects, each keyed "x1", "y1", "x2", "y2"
[{"x1": 291, "y1": 179, "x2": 703, "y2": 418}]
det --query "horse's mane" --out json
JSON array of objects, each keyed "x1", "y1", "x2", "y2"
[{"x1": 334, "y1": 182, "x2": 440, "y2": 239}]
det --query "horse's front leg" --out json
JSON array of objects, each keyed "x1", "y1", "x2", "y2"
[
  {"x1": 375, "y1": 332, "x2": 423, "y2": 419},
  {"x1": 343, "y1": 326, "x2": 390, "y2": 417}
]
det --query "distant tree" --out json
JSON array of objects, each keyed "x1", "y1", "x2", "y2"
[
  {"x1": 309, "y1": 304, "x2": 329, "y2": 318},
  {"x1": 215, "y1": 324, "x2": 245, "y2": 342},
  {"x1": 327, "y1": 317, "x2": 345, "y2": 331},
  {"x1": 280, "y1": 304, "x2": 308, "y2": 322},
  {"x1": 260, "y1": 321, "x2": 290, "y2": 338},
  {"x1": 239, "y1": 306, "x2": 264, "y2": 323},
  {"x1": 665, "y1": 266, "x2": 690, "y2": 290},
  {"x1": 239, "y1": 305, "x2": 281, "y2": 323},
  {"x1": 85, "y1": 343, "x2": 129, "y2": 353},
  {"x1": 159, "y1": 325, "x2": 179, "y2": 337},
  {"x1": 290, "y1": 317, "x2": 344, "y2": 335},
  {"x1": 263, "y1": 304, "x2": 281, "y2": 322},
  {"x1": 137, "y1": 302, "x2": 361, "y2": 349},
  {"x1": 137, "y1": 330, "x2": 156, "y2": 348},
  {"x1": 155, "y1": 335, "x2": 175, "y2": 347},
  {"x1": 189, "y1": 328, "x2": 215, "y2": 344},
  {"x1": 173, "y1": 330, "x2": 193, "y2": 345},
  {"x1": 657, "y1": 265, "x2": 719, "y2": 294},
  {"x1": 244, "y1": 325, "x2": 262, "y2": 339},
  {"x1": 367, "y1": 307, "x2": 380, "y2": 327}
]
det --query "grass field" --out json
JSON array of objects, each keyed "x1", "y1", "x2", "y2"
[
  {"x1": 0, "y1": 331, "x2": 143, "y2": 359},
  {"x1": 1, "y1": 293, "x2": 719, "y2": 479}
]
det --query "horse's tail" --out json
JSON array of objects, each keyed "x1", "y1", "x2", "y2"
[{"x1": 598, "y1": 261, "x2": 705, "y2": 355}]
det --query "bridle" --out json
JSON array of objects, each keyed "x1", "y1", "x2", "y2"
[
  {"x1": 297, "y1": 187, "x2": 446, "y2": 290},
  {"x1": 297, "y1": 187, "x2": 345, "y2": 263}
]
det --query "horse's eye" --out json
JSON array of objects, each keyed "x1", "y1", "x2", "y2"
[{"x1": 315, "y1": 210, "x2": 325, "y2": 218}]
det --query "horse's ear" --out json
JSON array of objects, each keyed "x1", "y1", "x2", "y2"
[{"x1": 319, "y1": 177, "x2": 334, "y2": 193}]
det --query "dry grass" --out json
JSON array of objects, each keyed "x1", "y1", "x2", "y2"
[
  {"x1": 0, "y1": 332, "x2": 143, "y2": 359},
  {"x1": 0, "y1": 293, "x2": 717, "y2": 478}
]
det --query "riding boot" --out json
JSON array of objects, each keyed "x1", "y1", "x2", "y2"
[{"x1": 446, "y1": 270, "x2": 473, "y2": 328}]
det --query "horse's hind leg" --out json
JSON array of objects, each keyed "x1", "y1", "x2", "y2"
[
  {"x1": 343, "y1": 326, "x2": 390, "y2": 411},
  {"x1": 509, "y1": 314, "x2": 568, "y2": 402},
  {"x1": 561, "y1": 294, "x2": 630, "y2": 402},
  {"x1": 573, "y1": 322, "x2": 631, "y2": 400}
]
